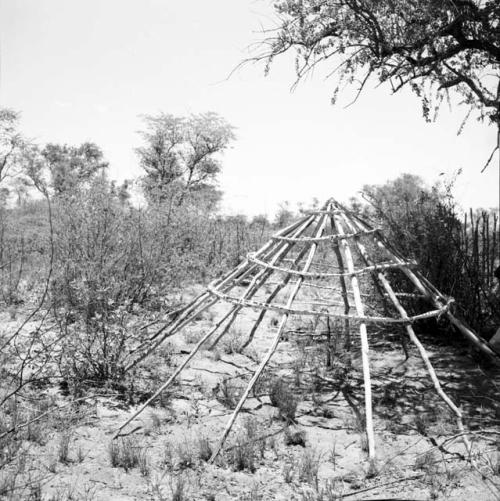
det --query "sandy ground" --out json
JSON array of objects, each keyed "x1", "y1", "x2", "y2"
[{"x1": 2, "y1": 284, "x2": 500, "y2": 500}]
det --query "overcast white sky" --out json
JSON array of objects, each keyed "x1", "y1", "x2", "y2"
[{"x1": 0, "y1": 0, "x2": 497, "y2": 216}]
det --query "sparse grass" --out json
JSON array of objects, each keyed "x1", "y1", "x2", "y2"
[
  {"x1": 239, "y1": 482, "x2": 264, "y2": 501},
  {"x1": 109, "y1": 437, "x2": 146, "y2": 472},
  {"x1": 161, "y1": 440, "x2": 174, "y2": 470},
  {"x1": 176, "y1": 438, "x2": 196, "y2": 469},
  {"x1": 147, "y1": 472, "x2": 169, "y2": 501},
  {"x1": 220, "y1": 326, "x2": 245, "y2": 355},
  {"x1": 225, "y1": 418, "x2": 266, "y2": 472},
  {"x1": 169, "y1": 474, "x2": 187, "y2": 501},
  {"x1": 298, "y1": 448, "x2": 322, "y2": 490},
  {"x1": 487, "y1": 452, "x2": 500, "y2": 476},
  {"x1": 227, "y1": 436, "x2": 257, "y2": 472},
  {"x1": 328, "y1": 441, "x2": 338, "y2": 470},
  {"x1": 197, "y1": 434, "x2": 213, "y2": 462},
  {"x1": 47, "y1": 481, "x2": 97, "y2": 501},
  {"x1": 57, "y1": 431, "x2": 72, "y2": 464},
  {"x1": 139, "y1": 449, "x2": 151, "y2": 477},
  {"x1": 299, "y1": 479, "x2": 345, "y2": 501},
  {"x1": 269, "y1": 377, "x2": 297, "y2": 422},
  {"x1": 282, "y1": 458, "x2": 296, "y2": 483}
]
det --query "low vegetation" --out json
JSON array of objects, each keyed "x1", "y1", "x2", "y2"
[{"x1": 0, "y1": 108, "x2": 499, "y2": 499}]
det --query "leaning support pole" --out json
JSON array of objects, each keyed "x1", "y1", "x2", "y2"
[
  {"x1": 114, "y1": 309, "x2": 236, "y2": 439},
  {"x1": 126, "y1": 214, "x2": 314, "y2": 372},
  {"x1": 342, "y1": 213, "x2": 470, "y2": 453},
  {"x1": 240, "y1": 236, "x2": 317, "y2": 350},
  {"x1": 346, "y1": 207, "x2": 500, "y2": 365},
  {"x1": 208, "y1": 214, "x2": 317, "y2": 349},
  {"x1": 329, "y1": 216, "x2": 351, "y2": 351},
  {"x1": 114, "y1": 215, "x2": 317, "y2": 437},
  {"x1": 208, "y1": 208, "x2": 331, "y2": 463},
  {"x1": 332, "y1": 208, "x2": 376, "y2": 460}
]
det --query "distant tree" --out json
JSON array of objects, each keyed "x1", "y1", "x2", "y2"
[
  {"x1": 0, "y1": 108, "x2": 24, "y2": 186},
  {"x1": 260, "y1": 1, "x2": 500, "y2": 126},
  {"x1": 41, "y1": 142, "x2": 108, "y2": 195},
  {"x1": 274, "y1": 201, "x2": 295, "y2": 228},
  {"x1": 136, "y1": 112, "x2": 235, "y2": 203}
]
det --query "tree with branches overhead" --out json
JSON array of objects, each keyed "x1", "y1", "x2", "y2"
[{"x1": 259, "y1": 1, "x2": 500, "y2": 127}]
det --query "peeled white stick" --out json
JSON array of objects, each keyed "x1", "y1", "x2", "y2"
[{"x1": 332, "y1": 207, "x2": 375, "y2": 460}]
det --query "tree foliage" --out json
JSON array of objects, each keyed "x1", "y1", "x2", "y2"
[
  {"x1": 360, "y1": 173, "x2": 500, "y2": 337},
  {"x1": 0, "y1": 108, "x2": 24, "y2": 186},
  {"x1": 261, "y1": 0, "x2": 500, "y2": 124},
  {"x1": 136, "y1": 112, "x2": 235, "y2": 202},
  {"x1": 41, "y1": 142, "x2": 109, "y2": 195}
]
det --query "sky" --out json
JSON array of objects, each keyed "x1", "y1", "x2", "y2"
[{"x1": 0, "y1": 0, "x2": 498, "y2": 217}]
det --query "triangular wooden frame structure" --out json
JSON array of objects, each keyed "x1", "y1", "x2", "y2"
[{"x1": 115, "y1": 198, "x2": 500, "y2": 461}]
